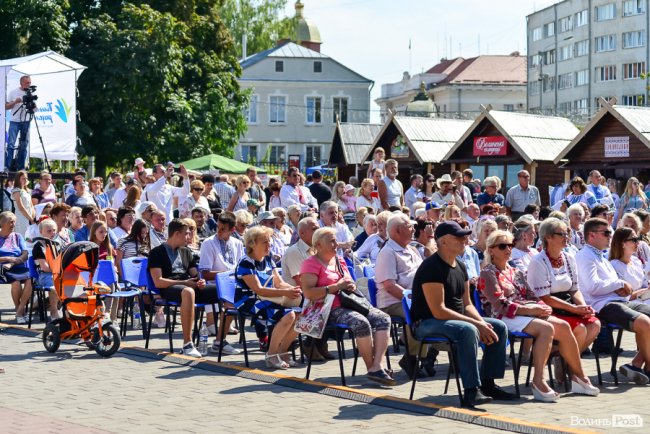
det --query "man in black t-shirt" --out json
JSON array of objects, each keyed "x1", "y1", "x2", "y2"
[
  {"x1": 149, "y1": 218, "x2": 218, "y2": 357},
  {"x1": 411, "y1": 221, "x2": 515, "y2": 406},
  {"x1": 307, "y1": 170, "x2": 332, "y2": 207}
]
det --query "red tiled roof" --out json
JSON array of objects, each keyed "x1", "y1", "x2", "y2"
[{"x1": 426, "y1": 55, "x2": 526, "y2": 85}]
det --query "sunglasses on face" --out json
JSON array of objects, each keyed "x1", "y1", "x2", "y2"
[
  {"x1": 595, "y1": 230, "x2": 613, "y2": 237},
  {"x1": 192, "y1": 187, "x2": 203, "y2": 191},
  {"x1": 625, "y1": 237, "x2": 641, "y2": 243},
  {"x1": 492, "y1": 243, "x2": 514, "y2": 250},
  {"x1": 553, "y1": 232, "x2": 569, "y2": 238}
]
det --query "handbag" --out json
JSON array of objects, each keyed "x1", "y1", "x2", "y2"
[
  {"x1": 334, "y1": 255, "x2": 371, "y2": 316},
  {"x1": 294, "y1": 294, "x2": 335, "y2": 338},
  {"x1": 257, "y1": 273, "x2": 302, "y2": 307}
]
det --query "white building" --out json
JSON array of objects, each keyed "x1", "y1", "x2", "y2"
[
  {"x1": 527, "y1": 0, "x2": 649, "y2": 121},
  {"x1": 375, "y1": 55, "x2": 527, "y2": 123},
  {"x1": 236, "y1": 2, "x2": 373, "y2": 173}
]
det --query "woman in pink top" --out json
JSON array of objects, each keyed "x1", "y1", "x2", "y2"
[{"x1": 300, "y1": 227, "x2": 394, "y2": 386}]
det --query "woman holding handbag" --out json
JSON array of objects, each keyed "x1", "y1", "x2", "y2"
[{"x1": 300, "y1": 227, "x2": 394, "y2": 386}]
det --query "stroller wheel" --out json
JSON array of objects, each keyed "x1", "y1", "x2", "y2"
[
  {"x1": 92, "y1": 324, "x2": 121, "y2": 358},
  {"x1": 42, "y1": 324, "x2": 61, "y2": 353}
]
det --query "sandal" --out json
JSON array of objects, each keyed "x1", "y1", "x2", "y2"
[
  {"x1": 280, "y1": 352, "x2": 299, "y2": 367},
  {"x1": 367, "y1": 369, "x2": 396, "y2": 386},
  {"x1": 265, "y1": 353, "x2": 289, "y2": 370}
]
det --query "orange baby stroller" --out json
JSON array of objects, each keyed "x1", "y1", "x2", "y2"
[{"x1": 42, "y1": 241, "x2": 121, "y2": 357}]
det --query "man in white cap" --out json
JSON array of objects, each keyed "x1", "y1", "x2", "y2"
[{"x1": 431, "y1": 174, "x2": 464, "y2": 210}]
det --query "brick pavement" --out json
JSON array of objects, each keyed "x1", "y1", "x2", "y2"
[{"x1": 2, "y1": 285, "x2": 649, "y2": 433}]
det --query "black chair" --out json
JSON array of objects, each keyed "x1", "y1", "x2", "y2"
[{"x1": 593, "y1": 322, "x2": 625, "y2": 385}]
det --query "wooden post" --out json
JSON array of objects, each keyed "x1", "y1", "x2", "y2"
[{"x1": 529, "y1": 162, "x2": 537, "y2": 185}]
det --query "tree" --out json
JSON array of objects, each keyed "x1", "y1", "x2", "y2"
[
  {"x1": 68, "y1": 2, "x2": 248, "y2": 175},
  {"x1": 0, "y1": 0, "x2": 70, "y2": 58},
  {"x1": 218, "y1": 0, "x2": 296, "y2": 58}
]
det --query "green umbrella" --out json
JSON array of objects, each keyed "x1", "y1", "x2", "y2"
[{"x1": 179, "y1": 154, "x2": 265, "y2": 174}]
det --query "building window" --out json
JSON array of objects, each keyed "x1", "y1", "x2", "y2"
[
  {"x1": 241, "y1": 145, "x2": 258, "y2": 163},
  {"x1": 305, "y1": 145, "x2": 322, "y2": 166},
  {"x1": 543, "y1": 49, "x2": 555, "y2": 65},
  {"x1": 624, "y1": 0, "x2": 645, "y2": 16},
  {"x1": 269, "y1": 95, "x2": 286, "y2": 123},
  {"x1": 558, "y1": 45, "x2": 573, "y2": 61},
  {"x1": 542, "y1": 76, "x2": 555, "y2": 92},
  {"x1": 558, "y1": 72, "x2": 574, "y2": 89},
  {"x1": 528, "y1": 54, "x2": 540, "y2": 69},
  {"x1": 532, "y1": 27, "x2": 542, "y2": 41},
  {"x1": 333, "y1": 97, "x2": 349, "y2": 123},
  {"x1": 623, "y1": 62, "x2": 646, "y2": 79},
  {"x1": 595, "y1": 3, "x2": 616, "y2": 21},
  {"x1": 558, "y1": 102, "x2": 573, "y2": 114},
  {"x1": 543, "y1": 22, "x2": 555, "y2": 38},
  {"x1": 529, "y1": 81, "x2": 540, "y2": 96},
  {"x1": 623, "y1": 31, "x2": 646, "y2": 48},
  {"x1": 558, "y1": 15, "x2": 573, "y2": 33},
  {"x1": 622, "y1": 95, "x2": 646, "y2": 106},
  {"x1": 575, "y1": 9, "x2": 588, "y2": 27},
  {"x1": 574, "y1": 99, "x2": 588, "y2": 114},
  {"x1": 306, "y1": 96, "x2": 322, "y2": 124},
  {"x1": 313, "y1": 61, "x2": 322, "y2": 73},
  {"x1": 503, "y1": 104, "x2": 514, "y2": 112},
  {"x1": 595, "y1": 65, "x2": 617, "y2": 82},
  {"x1": 575, "y1": 69, "x2": 589, "y2": 86},
  {"x1": 269, "y1": 144, "x2": 286, "y2": 163},
  {"x1": 575, "y1": 39, "x2": 589, "y2": 57},
  {"x1": 275, "y1": 60, "x2": 284, "y2": 72},
  {"x1": 595, "y1": 35, "x2": 616, "y2": 52},
  {"x1": 244, "y1": 94, "x2": 258, "y2": 123}
]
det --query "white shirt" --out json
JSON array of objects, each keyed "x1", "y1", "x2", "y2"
[
  {"x1": 356, "y1": 195, "x2": 381, "y2": 213},
  {"x1": 611, "y1": 257, "x2": 647, "y2": 290},
  {"x1": 198, "y1": 235, "x2": 244, "y2": 274},
  {"x1": 8, "y1": 87, "x2": 28, "y2": 122},
  {"x1": 527, "y1": 250, "x2": 577, "y2": 298},
  {"x1": 111, "y1": 187, "x2": 128, "y2": 209},
  {"x1": 143, "y1": 176, "x2": 189, "y2": 222},
  {"x1": 355, "y1": 233, "x2": 386, "y2": 263},
  {"x1": 318, "y1": 219, "x2": 353, "y2": 244},
  {"x1": 404, "y1": 186, "x2": 423, "y2": 216},
  {"x1": 282, "y1": 239, "x2": 312, "y2": 286},
  {"x1": 280, "y1": 183, "x2": 311, "y2": 211},
  {"x1": 431, "y1": 191, "x2": 464, "y2": 209},
  {"x1": 575, "y1": 244, "x2": 628, "y2": 312},
  {"x1": 382, "y1": 176, "x2": 403, "y2": 208},
  {"x1": 375, "y1": 239, "x2": 422, "y2": 308},
  {"x1": 112, "y1": 226, "x2": 128, "y2": 240},
  {"x1": 511, "y1": 247, "x2": 538, "y2": 272}
]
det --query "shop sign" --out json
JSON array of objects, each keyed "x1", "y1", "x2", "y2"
[
  {"x1": 289, "y1": 155, "x2": 301, "y2": 168},
  {"x1": 391, "y1": 135, "x2": 409, "y2": 158},
  {"x1": 473, "y1": 136, "x2": 508, "y2": 156},
  {"x1": 604, "y1": 136, "x2": 629, "y2": 158}
]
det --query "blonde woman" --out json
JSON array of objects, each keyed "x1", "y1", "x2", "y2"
[
  {"x1": 271, "y1": 207, "x2": 293, "y2": 245},
  {"x1": 331, "y1": 181, "x2": 346, "y2": 205},
  {"x1": 233, "y1": 209, "x2": 254, "y2": 241},
  {"x1": 443, "y1": 204, "x2": 461, "y2": 221},
  {"x1": 472, "y1": 218, "x2": 497, "y2": 263},
  {"x1": 356, "y1": 178, "x2": 381, "y2": 213},
  {"x1": 618, "y1": 177, "x2": 648, "y2": 217},
  {"x1": 181, "y1": 180, "x2": 210, "y2": 218},
  {"x1": 11, "y1": 171, "x2": 35, "y2": 237},
  {"x1": 227, "y1": 175, "x2": 252, "y2": 212}
]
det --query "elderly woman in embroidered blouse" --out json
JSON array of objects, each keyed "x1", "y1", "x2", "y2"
[
  {"x1": 479, "y1": 230, "x2": 599, "y2": 401},
  {"x1": 528, "y1": 219, "x2": 601, "y2": 356},
  {"x1": 566, "y1": 204, "x2": 585, "y2": 251},
  {"x1": 510, "y1": 221, "x2": 538, "y2": 272},
  {"x1": 618, "y1": 212, "x2": 650, "y2": 265},
  {"x1": 355, "y1": 210, "x2": 392, "y2": 263},
  {"x1": 610, "y1": 227, "x2": 650, "y2": 303}
]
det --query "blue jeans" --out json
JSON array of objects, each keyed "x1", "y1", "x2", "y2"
[
  {"x1": 416, "y1": 317, "x2": 507, "y2": 389},
  {"x1": 6, "y1": 121, "x2": 30, "y2": 170}
]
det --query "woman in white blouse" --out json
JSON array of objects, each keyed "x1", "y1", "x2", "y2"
[
  {"x1": 527, "y1": 219, "x2": 601, "y2": 355},
  {"x1": 566, "y1": 204, "x2": 585, "y2": 250},
  {"x1": 618, "y1": 212, "x2": 650, "y2": 265},
  {"x1": 510, "y1": 221, "x2": 538, "y2": 272},
  {"x1": 355, "y1": 178, "x2": 381, "y2": 213},
  {"x1": 354, "y1": 210, "x2": 391, "y2": 263},
  {"x1": 610, "y1": 227, "x2": 650, "y2": 303}
]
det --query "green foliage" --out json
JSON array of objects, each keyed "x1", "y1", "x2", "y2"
[
  {"x1": 0, "y1": 0, "x2": 70, "y2": 58},
  {"x1": 218, "y1": 0, "x2": 297, "y2": 57}
]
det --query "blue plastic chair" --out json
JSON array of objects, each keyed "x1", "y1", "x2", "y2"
[
  {"x1": 98, "y1": 259, "x2": 142, "y2": 338},
  {"x1": 362, "y1": 265, "x2": 375, "y2": 279},
  {"x1": 402, "y1": 290, "x2": 462, "y2": 404},
  {"x1": 367, "y1": 276, "x2": 404, "y2": 354},
  {"x1": 343, "y1": 256, "x2": 356, "y2": 281},
  {"x1": 26, "y1": 256, "x2": 49, "y2": 328},
  {"x1": 215, "y1": 271, "x2": 253, "y2": 366}
]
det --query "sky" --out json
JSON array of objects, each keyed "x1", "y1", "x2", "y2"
[{"x1": 283, "y1": 0, "x2": 559, "y2": 122}]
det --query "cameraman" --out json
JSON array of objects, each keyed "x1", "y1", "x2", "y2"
[{"x1": 4, "y1": 75, "x2": 35, "y2": 171}]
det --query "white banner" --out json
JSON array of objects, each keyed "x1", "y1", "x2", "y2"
[
  {"x1": 604, "y1": 136, "x2": 630, "y2": 158},
  {"x1": 5, "y1": 70, "x2": 77, "y2": 162},
  {"x1": 0, "y1": 67, "x2": 5, "y2": 170}
]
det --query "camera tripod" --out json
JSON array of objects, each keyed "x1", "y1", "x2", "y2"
[{"x1": 12, "y1": 104, "x2": 53, "y2": 173}]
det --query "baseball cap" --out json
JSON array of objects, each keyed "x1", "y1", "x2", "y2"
[
  {"x1": 135, "y1": 157, "x2": 145, "y2": 166},
  {"x1": 434, "y1": 221, "x2": 472, "y2": 240},
  {"x1": 425, "y1": 201, "x2": 442, "y2": 211},
  {"x1": 256, "y1": 211, "x2": 278, "y2": 223},
  {"x1": 247, "y1": 199, "x2": 260, "y2": 208},
  {"x1": 344, "y1": 184, "x2": 355, "y2": 193}
]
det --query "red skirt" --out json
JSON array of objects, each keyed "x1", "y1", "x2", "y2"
[{"x1": 553, "y1": 313, "x2": 599, "y2": 330}]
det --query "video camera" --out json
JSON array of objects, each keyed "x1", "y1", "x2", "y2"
[{"x1": 22, "y1": 85, "x2": 38, "y2": 113}]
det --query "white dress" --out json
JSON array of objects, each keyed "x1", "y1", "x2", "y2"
[{"x1": 12, "y1": 188, "x2": 33, "y2": 237}]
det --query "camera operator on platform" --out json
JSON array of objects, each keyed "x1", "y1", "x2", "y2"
[{"x1": 4, "y1": 76, "x2": 35, "y2": 171}]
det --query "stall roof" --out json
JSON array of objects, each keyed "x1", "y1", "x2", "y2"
[
  {"x1": 334, "y1": 122, "x2": 382, "y2": 164},
  {"x1": 444, "y1": 107, "x2": 579, "y2": 164},
  {"x1": 554, "y1": 98, "x2": 650, "y2": 164},
  {"x1": 179, "y1": 154, "x2": 265, "y2": 174},
  {"x1": 363, "y1": 115, "x2": 473, "y2": 163}
]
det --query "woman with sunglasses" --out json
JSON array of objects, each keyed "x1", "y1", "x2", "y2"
[
  {"x1": 411, "y1": 216, "x2": 437, "y2": 259},
  {"x1": 528, "y1": 219, "x2": 601, "y2": 354},
  {"x1": 181, "y1": 180, "x2": 210, "y2": 218},
  {"x1": 618, "y1": 212, "x2": 650, "y2": 265},
  {"x1": 479, "y1": 230, "x2": 599, "y2": 401},
  {"x1": 610, "y1": 227, "x2": 650, "y2": 303},
  {"x1": 617, "y1": 177, "x2": 648, "y2": 218},
  {"x1": 227, "y1": 175, "x2": 252, "y2": 213},
  {"x1": 422, "y1": 174, "x2": 436, "y2": 201}
]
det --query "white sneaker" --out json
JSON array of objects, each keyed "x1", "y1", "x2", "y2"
[
  {"x1": 209, "y1": 340, "x2": 241, "y2": 355},
  {"x1": 182, "y1": 342, "x2": 201, "y2": 358},
  {"x1": 16, "y1": 316, "x2": 26, "y2": 325},
  {"x1": 207, "y1": 324, "x2": 217, "y2": 335}
]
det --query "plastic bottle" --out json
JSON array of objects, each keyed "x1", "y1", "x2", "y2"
[
  {"x1": 198, "y1": 321, "x2": 209, "y2": 356},
  {"x1": 132, "y1": 302, "x2": 142, "y2": 330}
]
